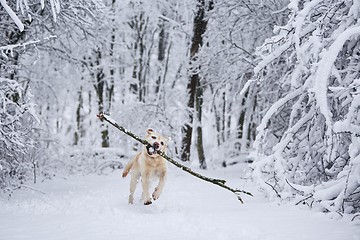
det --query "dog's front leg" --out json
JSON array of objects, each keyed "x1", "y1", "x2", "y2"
[
  {"x1": 141, "y1": 174, "x2": 152, "y2": 205},
  {"x1": 153, "y1": 172, "x2": 166, "y2": 201}
]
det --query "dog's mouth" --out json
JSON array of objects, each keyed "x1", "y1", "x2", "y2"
[{"x1": 146, "y1": 144, "x2": 157, "y2": 156}]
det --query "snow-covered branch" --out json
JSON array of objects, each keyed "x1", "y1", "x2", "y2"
[
  {"x1": 0, "y1": 0, "x2": 61, "y2": 32},
  {"x1": 252, "y1": 0, "x2": 360, "y2": 215},
  {"x1": 0, "y1": 36, "x2": 56, "y2": 60},
  {"x1": 0, "y1": 0, "x2": 24, "y2": 31}
]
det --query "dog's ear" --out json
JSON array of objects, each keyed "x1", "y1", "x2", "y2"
[{"x1": 147, "y1": 128, "x2": 154, "y2": 134}]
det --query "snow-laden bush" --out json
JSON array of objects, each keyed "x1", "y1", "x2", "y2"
[
  {"x1": 0, "y1": 77, "x2": 38, "y2": 190},
  {"x1": 251, "y1": 0, "x2": 360, "y2": 214}
]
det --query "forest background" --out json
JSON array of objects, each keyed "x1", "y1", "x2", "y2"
[{"x1": 1, "y1": 0, "x2": 359, "y2": 217}]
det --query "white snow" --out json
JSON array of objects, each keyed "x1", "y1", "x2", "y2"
[{"x1": 1, "y1": 163, "x2": 359, "y2": 240}]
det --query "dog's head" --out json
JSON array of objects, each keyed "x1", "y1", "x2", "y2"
[{"x1": 144, "y1": 128, "x2": 169, "y2": 157}]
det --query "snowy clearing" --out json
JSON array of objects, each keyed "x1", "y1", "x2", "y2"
[{"x1": 1, "y1": 163, "x2": 359, "y2": 240}]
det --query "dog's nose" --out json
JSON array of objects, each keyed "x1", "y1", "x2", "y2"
[{"x1": 153, "y1": 142, "x2": 160, "y2": 149}]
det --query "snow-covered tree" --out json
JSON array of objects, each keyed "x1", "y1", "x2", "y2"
[
  {"x1": 188, "y1": 0, "x2": 289, "y2": 165},
  {"x1": 0, "y1": 0, "x2": 102, "y2": 189},
  {"x1": 252, "y1": 0, "x2": 360, "y2": 214},
  {"x1": 180, "y1": 0, "x2": 213, "y2": 168},
  {"x1": 70, "y1": 0, "x2": 191, "y2": 149},
  {"x1": 0, "y1": 77, "x2": 38, "y2": 189},
  {"x1": 21, "y1": 0, "x2": 193, "y2": 175},
  {"x1": 0, "y1": 0, "x2": 54, "y2": 189}
]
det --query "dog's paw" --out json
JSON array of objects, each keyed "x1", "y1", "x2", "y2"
[
  {"x1": 128, "y1": 195, "x2": 134, "y2": 204},
  {"x1": 152, "y1": 194, "x2": 159, "y2": 201},
  {"x1": 152, "y1": 188, "x2": 161, "y2": 200},
  {"x1": 144, "y1": 200, "x2": 152, "y2": 205},
  {"x1": 122, "y1": 171, "x2": 129, "y2": 178}
]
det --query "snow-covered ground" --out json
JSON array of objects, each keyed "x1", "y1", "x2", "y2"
[{"x1": 1, "y1": 163, "x2": 359, "y2": 240}]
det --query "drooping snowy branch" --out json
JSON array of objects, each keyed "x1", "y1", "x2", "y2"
[
  {"x1": 252, "y1": 0, "x2": 360, "y2": 215},
  {"x1": 312, "y1": 26, "x2": 360, "y2": 130},
  {"x1": 0, "y1": 0, "x2": 62, "y2": 32},
  {"x1": 0, "y1": 36, "x2": 56, "y2": 60},
  {"x1": 0, "y1": 0, "x2": 24, "y2": 31}
]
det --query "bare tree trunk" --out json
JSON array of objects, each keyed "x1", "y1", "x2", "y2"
[
  {"x1": 196, "y1": 81, "x2": 206, "y2": 169},
  {"x1": 156, "y1": 19, "x2": 166, "y2": 94},
  {"x1": 108, "y1": 0, "x2": 116, "y2": 112},
  {"x1": 74, "y1": 86, "x2": 84, "y2": 145},
  {"x1": 237, "y1": 90, "x2": 248, "y2": 140},
  {"x1": 91, "y1": 49, "x2": 109, "y2": 148},
  {"x1": 129, "y1": 11, "x2": 148, "y2": 102},
  {"x1": 238, "y1": 79, "x2": 257, "y2": 152},
  {"x1": 156, "y1": 23, "x2": 172, "y2": 106},
  {"x1": 180, "y1": 0, "x2": 213, "y2": 162},
  {"x1": 180, "y1": 73, "x2": 197, "y2": 161},
  {"x1": 221, "y1": 91, "x2": 226, "y2": 143},
  {"x1": 89, "y1": 0, "x2": 117, "y2": 148}
]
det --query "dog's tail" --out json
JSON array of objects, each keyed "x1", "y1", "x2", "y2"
[{"x1": 122, "y1": 154, "x2": 138, "y2": 178}]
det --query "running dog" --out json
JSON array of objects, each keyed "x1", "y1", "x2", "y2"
[{"x1": 122, "y1": 128, "x2": 169, "y2": 205}]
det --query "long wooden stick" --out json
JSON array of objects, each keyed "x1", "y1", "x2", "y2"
[{"x1": 97, "y1": 113, "x2": 253, "y2": 203}]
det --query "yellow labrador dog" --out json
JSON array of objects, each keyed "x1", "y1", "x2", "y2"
[{"x1": 122, "y1": 128, "x2": 169, "y2": 205}]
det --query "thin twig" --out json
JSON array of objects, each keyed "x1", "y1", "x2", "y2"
[
  {"x1": 295, "y1": 194, "x2": 313, "y2": 206},
  {"x1": 285, "y1": 178, "x2": 304, "y2": 195},
  {"x1": 13, "y1": 185, "x2": 46, "y2": 195},
  {"x1": 97, "y1": 113, "x2": 253, "y2": 203},
  {"x1": 265, "y1": 181, "x2": 281, "y2": 198},
  {"x1": 351, "y1": 214, "x2": 360, "y2": 222}
]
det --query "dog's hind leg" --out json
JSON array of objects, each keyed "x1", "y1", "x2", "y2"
[
  {"x1": 128, "y1": 170, "x2": 140, "y2": 204},
  {"x1": 141, "y1": 173, "x2": 152, "y2": 205}
]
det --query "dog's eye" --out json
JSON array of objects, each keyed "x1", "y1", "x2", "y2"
[
  {"x1": 151, "y1": 136, "x2": 156, "y2": 139},
  {"x1": 161, "y1": 141, "x2": 164, "y2": 145}
]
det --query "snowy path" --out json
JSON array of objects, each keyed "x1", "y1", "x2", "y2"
[{"x1": 1, "y1": 164, "x2": 359, "y2": 240}]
